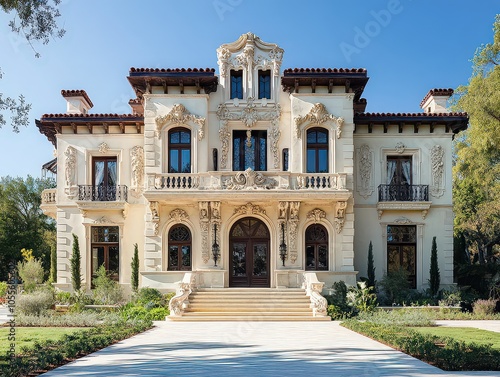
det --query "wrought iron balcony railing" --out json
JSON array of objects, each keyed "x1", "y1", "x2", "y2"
[
  {"x1": 378, "y1": 184, "x2": 429, "y2": 202},
  {"x1": 78, "y1": 185, "x2": 128, "y2": 202}
]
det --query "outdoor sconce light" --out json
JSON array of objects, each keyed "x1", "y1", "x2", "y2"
[
  {"x1": 279, "y1": 222, "x2": 287, "y2": 267},
  {"x1": 212, "y1": 223, "x2": 220, "y2": 267}
]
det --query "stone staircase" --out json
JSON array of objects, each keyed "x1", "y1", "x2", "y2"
[{"x1": 167, "y1": 288, "x2": 331, "y2": 321}]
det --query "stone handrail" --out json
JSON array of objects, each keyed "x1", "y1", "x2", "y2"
[
  {"x1": 168, "y1": 272, "x2": 196, "y2": 317},
  {"x1": 147, "y1": 171, "x2": 348, "y2": 191},
  {"x1": 303, "y1": 272, "x2": 328, "y2": 317},
  {"x1": 41, "y1": 188, "x2": 57, "y2": 204}
]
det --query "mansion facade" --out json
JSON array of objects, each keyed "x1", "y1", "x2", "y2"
[{"x1": 38, "y1": 33, "x2": 468, "y2": 298}]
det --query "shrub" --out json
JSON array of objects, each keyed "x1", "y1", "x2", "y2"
[
  {"x1": 55, "y1": 291, "x2": 72, "y2": 305},
  {"x1": 357, "y1": 308, "x2": 435, "y2": 327},
  {"x1": 473, "y1": 299, "x2": 497, "y2": 315},
  {"x1": 135, "y1": 287, "x2": 163, "y2": 307},
  {"x1": 92, "y1": 265, "x2": 123, "y2": 305},
  {"x1": 0, "y1": 281, "x2": 7, "y2": 297},
  {"x1": 15, "y1": 311, "x2": 105, "y2": 327},
  {"x1": 17, "y1": 258, "x2": 44, "y2": 292},
  {"x1": 148, "y1": 307, "x2": 169, "y2": 320},
  {"x1": 379, "y1": 268, "x2": 410, "y2": 305},
  {"x1": 347, "y1": 281, "x2": 377, "y2": 313},
  {"x1": 326, "y1": 281, "x2": 353, "y2": 319},
  {"x1": 17, "y1": 290, "x2": 54, "y2": 316}
]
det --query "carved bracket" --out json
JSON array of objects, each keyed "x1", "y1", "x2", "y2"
[{"x1": 335, "y1": 201, "x2": 347, "y2": 233}]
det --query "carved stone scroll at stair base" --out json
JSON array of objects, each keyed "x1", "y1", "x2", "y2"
[
  {"x1": 168, "y1": 273, "x2": 196, "y2": 317},
  {"x1": 303, "y1": 272, "x2": 328, "y2": 317}
]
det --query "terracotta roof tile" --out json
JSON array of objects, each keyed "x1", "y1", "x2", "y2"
[
  {"x1": 129, "y1": 68, "x2": 215, "y2": 73},
  {"x1": 283, "y1": 68, "x2": 367, "y2": 73},
  {"x1": 42, "y1": 113, "x2": 141, "y2": 119},
  {"x1": 356, "y1": 111, "x2": 466, "y2": 117},
  {"x1": 61, "y1": 90, "x2": 94, "y2": 108},
  {"x1": 420, "y1": 88, "x2": 454, "y2": 108}
]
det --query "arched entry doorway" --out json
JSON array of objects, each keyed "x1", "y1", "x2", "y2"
[{"x1": 229, "y1": 217, "x2": 270, "y2": 287}]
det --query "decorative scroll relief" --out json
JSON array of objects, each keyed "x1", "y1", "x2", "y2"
[
  {"x1": 357, "y1": 144, "x2": 373, "y2": 199},
  {"x1": 93, "y1": 216, "x2": 116, "y2": 224},
  {"x1": 155, "y1": 104, "x2": 205, "y2": 140},
  {"x1": 294, "y1": 103, "x2": 344, "y2": 139},
  {"x1": 218, "y1": 121, "x2": 231, "y2": 169},
  {"x1": 130, "y1": 146, "x2": 144, "y2": 198},
  {"x1": 216, "y1": 32, "x2": 284, "y2": 78},
  {"x1": 98, "y1": 142, "x2": 109, "y2": 154},
  {"x1": 395, "y1": 142, "x2": 405, "y2": 154},
  {"x1": 149, "y1": 201, "x2": 160, "y2": 236},
  {"x1": 430, "y1": 145, "x2": 445, "y2": 198},
  {"x1": 64, "y1": 146, "x2": 77, "y2": 198},
  {"x1": 224, "y1": 168, "x2": 277, "y2": 190},
  {"x1": 307, "y1": 208, "x2": 326, "y2": 223},
  {"x1": 234, "y1": 202, "x2": 266, "y2": 216},
  {"x1": 169, "y1": 209, "x2": 189, "y2": 223},
  {"x1": 199, "y1": 202, "x2": 210, "y2": 264},
  {"x1": 288, "y1": 201, "x2": 300, "y2": 264},
  {"x1": 394, "y1": 216, "x2": 412, "y2": 225}
]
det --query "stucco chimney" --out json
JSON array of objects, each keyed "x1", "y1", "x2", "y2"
[
  {"x1": 420, "y1": 88, "x2": 454, "y2": 113},
  {"x1": 128, "y1": 98, "x2": 144, "y2": 115},
  {"x1": 61, "y1": 90, "x2": 93, "y2": 114}
]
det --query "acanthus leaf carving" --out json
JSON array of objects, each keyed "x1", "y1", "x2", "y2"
[
  {"x1": 216, "y1": 100, "x2": 282, "y2": 127},
  {"x1": 155, "y1": 104, "x2": 205, "y2": 140},
  {"x1": 307, "y1": 208, "x2": 326, "y2": 223},
  {"x1": 234, "y1": 202, "x2": 266, "y2": 216},
  {"x1": 199, "y1": 201, "x2": 210, "y2": 264},
  {"x1": 294, "y1": 103, "x2": 343, "y2": 139},
  {"x1": 130, "y1": 146, "x2": 144, "y2": 198},
  {"x1": 357, "y1": 144, "x2": 373, "y2": 199},
  {"x1": 169, "y1": 208, "x2": 189, "y2": 223},
  {"x1": 218, "y1": 121, "x2": 231, "y2": 169}
]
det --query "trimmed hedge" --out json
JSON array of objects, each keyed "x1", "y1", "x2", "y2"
[
  {"x1": 342, "y1": 320, "x2": 500, "y2": 371},
  {"x1": 1, "y1": 319, "x2": 152, "y2": 377}
]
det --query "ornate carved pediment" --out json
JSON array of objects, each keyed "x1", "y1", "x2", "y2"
[
  {"x1": 234, "y1": 202, "x2": 266, "y2": 216},
  {"x1": 294, "y1": 103, "x2": 344, "y2": 139},
  {"x1": 217, "y1": 33, "x2": 284, "y2": 77},
  {"x1": 224, "y1": 168, "x2": 277, "y2": 190},
  {"x1": 155, "y1": 104, "x2": 205, "y2": 140},
  {"x1": 169, "y1": 208, "x2": 189, "y2": 222},
  {"x1": 307, "y1": 208, "x2": 326, "y2": 223}
]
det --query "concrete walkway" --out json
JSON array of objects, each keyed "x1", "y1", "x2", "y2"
[{"x1": 40, "y1": 321, "x2": 500, "y2": 377}]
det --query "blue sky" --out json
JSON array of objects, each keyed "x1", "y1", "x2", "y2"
[{"x1": 0, "y1": 0, "x2": 498, "y2": 178}]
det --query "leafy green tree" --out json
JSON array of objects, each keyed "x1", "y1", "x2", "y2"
[
  {"x1": 131, "y1": 243, "x2": 139, "y2": 293},
  {"x1": 70, "y1": 234, "x2": 82, "y2": 291},
  {"x1": 367, "y1": 241, "x2": 376, "y2": 288},
  {"x1": 452, "y1": 15, "x2": 500, "y2": 264},
  {"x1": 0, "y1": 176, "x2": 55, "y2": 280},
  {"x1": 429, "y1": 237, "x2": 440, "y2": 297},
  {"x1": 0, "y1": 0, "x2": 65, "y2": 131}
]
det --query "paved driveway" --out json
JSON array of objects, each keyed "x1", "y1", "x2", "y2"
[{"x1": 40, "y1": 321, "x2": 499, "y2": 377}]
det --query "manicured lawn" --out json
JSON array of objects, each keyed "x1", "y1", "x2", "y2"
[
  {"x1": 411, "y1": 326, "x2": 500, "y2": 350},
  {"x1": 0, "y1": 327, "x2": 88, "y2": 355}
]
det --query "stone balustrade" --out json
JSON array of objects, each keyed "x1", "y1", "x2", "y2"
[{"x1": 41, "y1": 188, "x2": 57, "y2": 204}]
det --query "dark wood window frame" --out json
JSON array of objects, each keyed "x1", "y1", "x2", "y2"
[
  {"x1": 91, "y1": 226, "x2": 120, "y2": 282},
  {"x1": 168, "y1": 224, "x2": 192, "y2": 271},
  {"x1": 168, "y1": 127, "x2": 191, "y2": 173},
  {"x1": 258, "y1": 70, "x2": 271, "y2": 99},
  {"x1": 305, "y1": 223, "x2": 329, "y2": 271},
  {"x1": 387, "y1": 225, "x2": 417, "y2": 289},
  {"x1": 306, "y1": 127, "x2": 329, "y2": 173}
]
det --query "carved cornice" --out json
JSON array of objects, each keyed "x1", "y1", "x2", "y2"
[
  {"x1": 376, "y1": 201, "x2": 431, "y2": 220},
  {"x1": 155, "y1": 104, "x2": 205, "y2": 140},
  {"x1": 234, "y1": 202, "x2": 266, "y2": 216},
  {"x1": 294, "y1": 103, "x2": 344, "y2": 139}
]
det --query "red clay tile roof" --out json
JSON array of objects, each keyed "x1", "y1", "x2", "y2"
[
  {"x1": 60, "y1": 90, "x2": 94, "y2": 108},
  {"x1": 129, "y1": 68, "x2": 215, "y2": 73},
  {"x1": 356, "y1": 112, "x2": 466, "y2": 117},
  {"x1": 284, "y1": 68, "x2": 367, "y2": 73},
  {"x1": 420, "y1": 88, "x2": 454, "y2": 108},
  {"x1": 41, "y1": 113, "x2": 141, "y2": 119}
]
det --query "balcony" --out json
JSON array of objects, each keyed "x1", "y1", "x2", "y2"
[
  {"x1": 377, "y1": 184, "x2": 431, "y2": 220},
  {"x1": 78, "y1": 185, "x2": 128, "y2": 202},
  {"x1": 144, "y1": 170, "x2": 350, "y2": 202},
  {"x1": 76, "y1": 185, "x2": 129, "y2": 218},
  {"x1": 40, "y1": 188, "x2": 57, "y2": 219}
]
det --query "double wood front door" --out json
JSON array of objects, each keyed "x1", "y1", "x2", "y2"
[{"x1": 229, "y1": 217, "x2": 270, "y2": 287}]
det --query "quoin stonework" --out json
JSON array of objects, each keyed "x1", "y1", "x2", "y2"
[{"x1": 37, "y1": 34, "x2": 467, "y2": 315}]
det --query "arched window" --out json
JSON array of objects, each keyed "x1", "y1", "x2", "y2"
[
  {"x1": 306, "y1": 128, "x2": 329, "y2": 173},
  {"x1": 168, "y1": 225, "x2": 192, "y2": 271},
  {"x1": 168, "y1": 128, "x2": 191, "y2": 173},
  {"x1": 305, "y1": 224, "x2": 328, "y2": 271}
]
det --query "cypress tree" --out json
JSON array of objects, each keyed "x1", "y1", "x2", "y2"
[
  {"x1": 131, "y1": 243, "x2": 139, "y2": 293},
  {"x1": 367, "y1": 241, "x2": 376, "y2": 288},
  {"x1": 429, "y1": 236, "x2": 440, "y2": 297},
  {"x1": 49, "y1": 244, "x2": 57, "y2": 283},
  {"x1": 70, "y1": 234, "x2": 82, "y2": 291}
]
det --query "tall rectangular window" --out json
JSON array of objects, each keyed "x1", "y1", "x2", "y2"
[
  {"x1": 258, "y1": 70, "x2": 271, "y2": 99},
  {"x1": 387, "y1": 225, "x2": 416, "y2": 289},
  {"x1": 93, "y1": 157, "x2": 117, "y2": 201},
  {"x1": 233, "y1": 130, "x2": 267, "y2": 171},
  {"x1": 230, "y1": 70, "x2": 243, "y2": 99},
  {"x1": 91, "y1": 226, "x2": 120, "y2": 281}
]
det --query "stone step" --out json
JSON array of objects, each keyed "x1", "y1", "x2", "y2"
[
  {"x1": 186, "y1": 306, "x2": 312, "y2": 312},
  {"x1": 167, "y1": 315, "x2": 331, "y2": 322},
  {"x1": 189, "y1": 297, "x2": 309, "y2": 302},
  {"x1": 195, "y1": 288, "x2": 304, "y2": 292}
]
